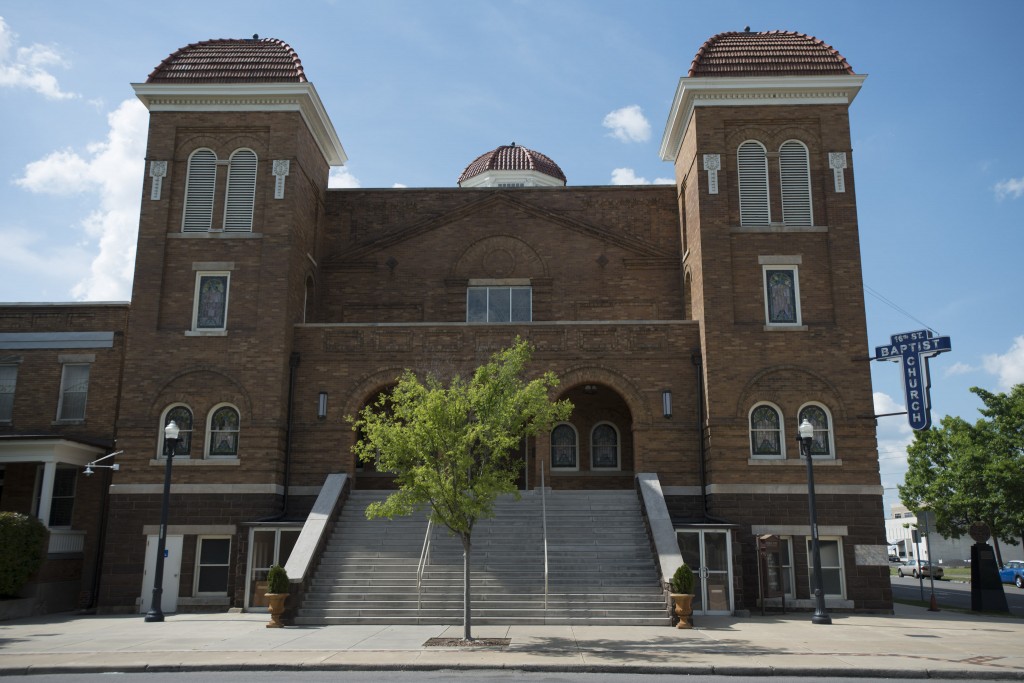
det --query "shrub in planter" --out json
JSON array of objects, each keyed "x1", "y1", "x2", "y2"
[
  {"x1": 265, "y1": 564, "x2": 289, "y2": 629},
  {"x1": 0, "y1": 512, "x2": 48, "y2": 598},
  {"x1": 266, "y1": 564, "x2": 289, "y2": 594},
  {"x1": 670, "y1": 563, "x2": 694, "y2": 595}
]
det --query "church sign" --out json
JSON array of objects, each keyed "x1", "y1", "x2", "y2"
[{"x1": 874, "y1": 330, "x2": 951, "y2": 430}]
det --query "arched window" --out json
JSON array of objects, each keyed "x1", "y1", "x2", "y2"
[
  {"x1": 737, "y1": 141, "x2": 770, "y2": 226},
  {"x1": 182, "y1": 149, "x2": 217, "y2": 232},
  {"x1": 550, "y1": 423, "x2": 578, "y2": 470},
  {"x1": 223, "y1": 149, "x2": 258, "y2": 232},
  {"x1": 160, "y1": 404, "x2": 193, "y2": 457},
  {"x1": 798, "y1": 403, "x2": 834, "y2": 458},
  {"x1": 591, "y1": 422, "x2": 620, "y2": 470},
  {"x1": 780, "y1": 140, "x2": 813, "y2": 226},
  {"x1": 207, "y1": 404, "x2": 240, "y2": 457},
  {"x1": 749, "y1": 402, "x2": 784, "y2": 459}
]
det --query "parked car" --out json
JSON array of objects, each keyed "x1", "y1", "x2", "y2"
[
  {"x1": 897, "y1": 560, "x2": 944, "y2": 579},
  {"x1": 999, "y1": 560, "x2": 1024, "y2": 589}
]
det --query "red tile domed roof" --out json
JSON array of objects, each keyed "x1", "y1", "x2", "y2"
[
  {"x1": 689, "y1": 30, "x2": 854, "y2": 78},
  {"x1": 458, "y1": 143, "x2": 566, "y2": 185},
  {"x1": 146, "y1": 36, "x2": 306, "y2": 84}
]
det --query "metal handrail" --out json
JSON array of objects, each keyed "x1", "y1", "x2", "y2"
[
  {"x1": 540, "y1": 464, "x2": 549, "y2": 610},
  {"x1": 416, "y1": 518, "x2": 433, "y2": 611}
]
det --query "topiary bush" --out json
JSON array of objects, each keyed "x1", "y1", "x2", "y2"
[
  {"x1": 669, "y1": 563, "x2": 695, "y2": 595},
  {"x1": 0, "y1": 512, "x2": 48, "y2": 598},
  {"x1": 266, "y1": 564, "x2": 289, "y2": 594}
]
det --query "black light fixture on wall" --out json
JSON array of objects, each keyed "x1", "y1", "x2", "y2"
[
  {"x1": 662, "y1": 389, "x2": 672, "y2": 419},
  {"x1": 317, "y1": 392, "x2": 328, "y2": 420}
]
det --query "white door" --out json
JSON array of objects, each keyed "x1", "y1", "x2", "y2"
[{"x1": 140, "y1": 535, "x2": 183, "y2": 614}]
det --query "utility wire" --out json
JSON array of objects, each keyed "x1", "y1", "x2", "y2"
[{"x1": 864, "y1": 284, "x2": 938, "y2": 335}]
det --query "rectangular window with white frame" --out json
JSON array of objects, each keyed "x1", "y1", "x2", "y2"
[
  {"x1": 195, "y1": 536, "x2": 232, "y2": 595},
  {"x1": 806, "y1": 536, "x2": 845, "y2": 598},
  {"x1": 467, "y1": 286, "x2": 532, "y2": 323},
  {"x1": 57, "y1": 363, "x2": 90, "y2": 422},
  {"x1": 762, "y1": 264, "x2": 802, "y2": 326},
  {"x1": 192, "y1": 272, "x2": 230, "y2": 332},
  {"x1": 0, "y1": 364, "x2": 17, "y2": 422}
]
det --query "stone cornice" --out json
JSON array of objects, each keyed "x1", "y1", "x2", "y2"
[
  {"x1": 132, "y1": 82, "x2": 347, "y2": 166},
  {"x1": 659, "y1": 74, "x2": 867, "y2": 162}
]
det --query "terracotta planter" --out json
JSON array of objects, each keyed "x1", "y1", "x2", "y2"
[
  {"x1": 265, "y1": 593, "x2": 287, "y2": 628},
  {"x1": 670, "y1": 593, "x2": 694, "y2": 629}
]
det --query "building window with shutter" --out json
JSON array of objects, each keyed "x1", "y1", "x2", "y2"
[
  {"x1": 223, "y1": 149, "x2": 258, "y2": 232},
  {"x1": 182, "y1": 148, "x2": 217, "y2": 232},
  {"x1": 57, "y1": 363, "x2": 90, "y2": 422},
  {"x1": 779, "y1": 140, "x2": 813, "y2": 226},
  {"x1": 737, "y1": 140, "x2": 770, "y2": 226}
]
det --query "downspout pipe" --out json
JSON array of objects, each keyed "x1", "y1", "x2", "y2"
[
  {"x1": 259, "y1": 351, "x2": 299, "y2": 522},
  {"x1": 692, "y1": 350, "x2": 729, "y2": 524}
]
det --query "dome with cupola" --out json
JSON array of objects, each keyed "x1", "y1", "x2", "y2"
[{"x1": 458, "y1": 142, "x2": 566, "y2": 187}]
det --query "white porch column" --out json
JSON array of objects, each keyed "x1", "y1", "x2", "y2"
[{"x1": 37, "y1": 460, "x2": 57, "y2": 527}]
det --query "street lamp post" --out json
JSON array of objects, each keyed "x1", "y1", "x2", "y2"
[
  {"x1": 145, "y1": 420, "x2": 179, "y2": 622},
  {"x1": 798, "y1": 418, "x2": 832, "y2": 625}
]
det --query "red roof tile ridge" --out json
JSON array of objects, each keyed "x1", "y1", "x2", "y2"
[
  {"x1": 146, "y1": 36, "x2": 307, "y2": 84},
  {"x1": 687, "y1": 29, "x2": 854, "y2": 78}
]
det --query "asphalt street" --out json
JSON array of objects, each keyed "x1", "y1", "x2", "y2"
[{"x1": 890, "y1": 575, "x2": 1024, "y2": 616}]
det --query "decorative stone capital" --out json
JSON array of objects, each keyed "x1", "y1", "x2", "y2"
[
  {"x1": 703, "y1": 154, "x2": 721, "y2": 194},
  {"x1": 273, "y1": 160, "x2": 291, "y2": 199},
  {"x1": 149, "y1": 160, "x2": 168, "y2": 200},
  {"x1": 829, "y1": 152, "x2": 848, "y2": 193}
]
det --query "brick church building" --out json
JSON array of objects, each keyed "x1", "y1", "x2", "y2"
[{"x1": 0, "y1": 29, "x2": 892, "y2": 620}]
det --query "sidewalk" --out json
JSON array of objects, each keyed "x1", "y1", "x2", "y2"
[{"x1": 2, "y1": 603, "x2": 1023, "y2": 679}]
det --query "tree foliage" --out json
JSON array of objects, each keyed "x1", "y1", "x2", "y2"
[
  {"x1": 899, "y1": 385, "x2": 1024, "y2": 560},
  {"x1": 350, "y1": 338, "x2": 572, "y2": 639},
  {"x1": 0, "y1": 512, "x2": 48, "y2": 597}
]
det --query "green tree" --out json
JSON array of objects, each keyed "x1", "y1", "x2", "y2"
[
  {"x1": 350, "y1": 338, "x2": 572, "y2": 640},
  {"x1": 899, "y1": 384, "x2": 1024, "y2": 565}
]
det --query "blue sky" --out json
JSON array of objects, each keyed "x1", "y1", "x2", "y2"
[{"x1": 1, "y1": 1, "x2": 1022, "y2": 514}]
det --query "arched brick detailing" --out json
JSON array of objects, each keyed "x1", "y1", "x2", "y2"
[
  {"x1": 556, "y1": 364, "x2": 651, "y2": 426},
  {"x1": 341, "y1": 366, "x2": 407, "y2": 421},
  {"x1": 451, "y1": 234, "x2": 549, "y2": 280},
  {"x1": 150, "y1": 365, "x2": 254, "y2": 419},
  {"x1": 734, "y1": 364, "x2": 848, "y2": 420}
]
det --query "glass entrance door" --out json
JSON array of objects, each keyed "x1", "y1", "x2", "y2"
[{"x1": 677, "y1": 529, "x2": 733, "y2": 615}]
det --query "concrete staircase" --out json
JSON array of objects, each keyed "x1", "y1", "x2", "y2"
[{"x1": 294, "y1": 489, "x2": 670, "y2": 625}]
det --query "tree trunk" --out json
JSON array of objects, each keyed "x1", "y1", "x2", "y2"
[{"x1": 462, "y1": 532, "x2": 472, "y2": 641}]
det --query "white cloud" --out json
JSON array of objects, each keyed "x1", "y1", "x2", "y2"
[
  {"x1": 602, "y1": 105, "x2": 650, "y2": 143},
  {"x1": 982, "y1": 335, "x2": 1024, "y2": 390},
  {"x1": 943, "y1": 361, "x2": 975, "y2": 377},
  {"x1": 874, "y1": 391, "x2": 916, "y2": 513},
  {"x1": 392, "y1": 183, "x2": 407, "y2": 189},
  {"x1": 994, "y1": 177, "x2": 1024, "y2": 200},
  {"x1": 610, "y1": 168, "x2": 674, "y2": 185},
  {"x1": 0, "y1": 227, "x2": 91, "y2": 297},
  {"x1": 0, "y1": 17, "x2": 77, "y2": 100},
  {"x1": 15, "y1": 98, "x2": 148, "y2": 301},
  {"x1": 328, "y1": 166, "x2": 361, "y2": 188}
]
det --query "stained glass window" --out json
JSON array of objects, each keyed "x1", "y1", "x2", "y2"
[
  {"x1": 591, "y1": 423, "x2": 619, "y2": 469},
  {"x1": 551, "y1": 424, "x2": 577, "y2": 469},
  {"x1": 750, "y1": 404, "x2": 783, "y2": 457},
  {"x1": 164, "y1": 405, "x2": 193, "y2": 457},
  {"x1": 209, "y1": 405, "x2": 240, "y2": 457},
  {"x1": 195, "y1": 274, "x2": 229, "y2": 330},
  {"x1": 765, "y1": 268, "x2": 799, "y2": 324},
  {"x1": 798, "y1": 404, "x2": 832, "y2": 456}
]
